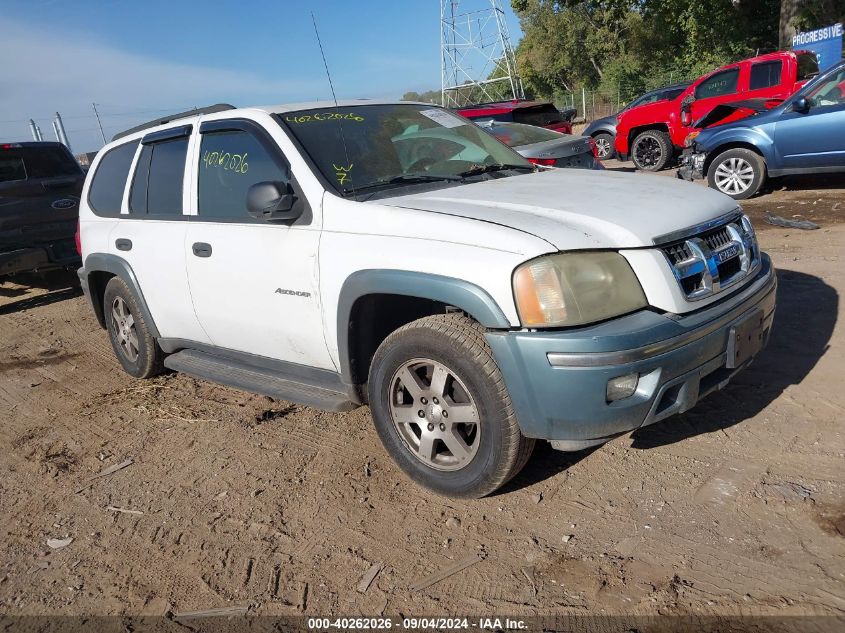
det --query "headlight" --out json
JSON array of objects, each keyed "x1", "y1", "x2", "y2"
[
  {"x1": 684, "y1": 131, "x2": 700, "y2": 147},
  {"x1": 513, "y1": 252, "x2": 647, "y2": 328}
]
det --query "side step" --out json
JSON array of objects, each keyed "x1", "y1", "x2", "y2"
[{"x1": 164, "y1": 349, "x2": 357, "y2": 412}]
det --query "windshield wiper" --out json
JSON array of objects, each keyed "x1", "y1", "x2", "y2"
[
  {"x1": 458, "y1": 163, "x2": 536, "y2": 177},
  {"x1": 345, "y1": 173, "x2": 464, "y2": 196}
]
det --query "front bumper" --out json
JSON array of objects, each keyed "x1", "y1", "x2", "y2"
[
  {"x1": 485, "y1": 254, "x2": 776, "y2": 449},
  {"x1": 678, "y1": 148, "x2": 706, "y2": 181}
]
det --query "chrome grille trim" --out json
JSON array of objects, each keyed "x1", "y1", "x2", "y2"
[{"x1": 660, "y1": 214, "x2": 759, "y2": 301}]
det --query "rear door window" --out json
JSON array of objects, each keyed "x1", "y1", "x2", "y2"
[
  {"x1": 695, "y1": 68, "x2": 740, "y2": 99},
  {"x1": 88, "y1": 140, "x2": 139, "y2": 215},
  {"x1": 749, "y1": 61, "x2": 783, "y2": 90},
  {"x1": 129, "y1": 137, "x2": 188, "y2": 216}
]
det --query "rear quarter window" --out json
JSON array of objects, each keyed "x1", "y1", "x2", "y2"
[
  {"x1": 797, "y1": 54, "x2": 820, "y2": 81},
  {"x1": 88, "y1": 141, "x2": 139, "y2": 216},
  {"x1": 0, "y1": 155, "x2": 27, "y2": 183}
]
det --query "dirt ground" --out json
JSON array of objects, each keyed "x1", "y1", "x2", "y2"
[{"x1": 1, "y1": 174, "x2": 844, "y2": 626}]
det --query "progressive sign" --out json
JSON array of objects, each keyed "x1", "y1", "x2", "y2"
[{"x1": 792, "y1": 23, "x2": 844, "y2": 71}]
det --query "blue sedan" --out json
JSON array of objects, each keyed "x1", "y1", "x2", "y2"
[{"x1": 680, "y1": 60, "x2": 845, "y2": 199}]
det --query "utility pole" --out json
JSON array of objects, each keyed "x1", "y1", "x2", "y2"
[
  {"x1": 54, "y1": 112, "x2": 72, "y2": 153},
  {"x1": 92, "y1": 103, "x2": 107, "y2": 145}
]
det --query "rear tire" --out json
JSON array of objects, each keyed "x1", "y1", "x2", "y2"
[
  {"x1": 593, "y1": 132, "x2": 616, "y2": 160},
  {"x1": 368, "y1": 314, "x2": 534, "y2": 498},
  {"x1": 631, "y1": 129, "x2": 673, "y2": 171},
  {"x1": 103, "y1": 277, "x2": 164, "y2": 379},
  {"x1": 706, "y1": 148, "x2": 766, "y2": 200}
]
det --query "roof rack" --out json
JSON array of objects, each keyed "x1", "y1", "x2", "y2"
[{"x1": 111, "y1": 104, "x2": 236, "y2": 142}]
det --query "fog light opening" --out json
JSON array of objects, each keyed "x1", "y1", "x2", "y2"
[{"x1": 607, "y1": 373, "x2": 639, "y2": 402}]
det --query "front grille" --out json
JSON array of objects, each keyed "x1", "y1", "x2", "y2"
[{"x1": 660, "y1": 215, "x2": 759, "y2": 301}]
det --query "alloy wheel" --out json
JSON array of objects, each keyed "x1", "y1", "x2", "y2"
[
  {"x1": 595, "y1": 137, "x2": 612, "y2": 159},
  {"x1": 111, "y1": 296, "x2": 139, "y2": 362},
  {"x1": 633, "y1": 136, "x2": 661, "y2": 168},
  {"x1": 713, "y1": 157, "x2": 754, "y2": 196},
  {"x1": 389, "y1": 358, "x2": 481, "y2": 471}
]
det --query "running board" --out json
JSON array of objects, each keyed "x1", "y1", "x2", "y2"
[{"x1": 163, "y1": 349, "x2": 357, "y2": 412}]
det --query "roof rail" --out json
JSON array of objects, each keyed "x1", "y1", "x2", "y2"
[{"x1": 111, "y1": 104, "x2": 236, "y2": 142}]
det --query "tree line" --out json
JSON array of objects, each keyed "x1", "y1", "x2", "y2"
[{"x1": 403, "y1": 1, "x2": 844, "y2": 107}]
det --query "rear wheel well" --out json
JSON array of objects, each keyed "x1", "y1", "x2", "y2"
[
  {"x1": 347, "y1": 294, "x2": 471, "y2": 396},
  {"x1": 704, "y1": 142, "x2": 765, "y2": 176},
  {"x1": 88, "y1": 270, "x2": 115, "y2": 329}
]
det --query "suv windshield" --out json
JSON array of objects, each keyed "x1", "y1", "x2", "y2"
[{"x1": 280, "y1": 104, "x2": 532, "y2": 195}]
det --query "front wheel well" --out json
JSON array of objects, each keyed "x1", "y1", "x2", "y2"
[
  {"x1": 628, "y1": 123, "x2": 670, "y2": 147},
  {"x1": 703, "y1": 142, "x2": 765, "y2": 176},
  {"x1": 347, "y1": 294, "x2": 476, "y2": 397}
]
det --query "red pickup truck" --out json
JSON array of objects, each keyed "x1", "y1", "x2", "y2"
[{"x1": 615, "y1": 50, "x2": 820, "y2": 171}]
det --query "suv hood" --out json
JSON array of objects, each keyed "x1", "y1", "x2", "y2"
[{"x1": 381, "y1": 169, "x2": 738, "y2": 250}]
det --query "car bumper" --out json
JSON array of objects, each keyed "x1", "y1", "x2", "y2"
[
  {"x1": 485, "y1": 254, "x2": 776, "y2": 449},
  {"x1": 0, "y1": 240, "x2": 80, "y2": 276},
  {"x1": 678, "y1": 149, "x2": 706, "y2": 181}
]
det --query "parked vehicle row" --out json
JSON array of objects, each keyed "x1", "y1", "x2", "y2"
[
  {"x1": 614, "y1": 50, "x2": 820, "y2": 171},
  {"x1": 76, "y1": 99, "x2": 775, "y2": 498},
  {"x1": 680, "y1": 60, "x2": 845, "y2": 199}
]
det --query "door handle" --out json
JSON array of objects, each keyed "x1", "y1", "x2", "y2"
[
  {"x1": 115, "y1": 238, "x2": 132, "y2": 251},
  {"x1": 192, "y1": 242, "x2": 212, "y2": 258}
]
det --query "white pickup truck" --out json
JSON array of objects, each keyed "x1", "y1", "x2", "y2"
[{"x1": 77, "y1": 101, "x2": 776, "y2": 497}]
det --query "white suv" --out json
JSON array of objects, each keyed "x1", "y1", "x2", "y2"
[{"x1": 77, "y1": 101, "x2": 776, "y2": 498}]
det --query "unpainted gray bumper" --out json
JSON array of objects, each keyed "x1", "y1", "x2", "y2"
[{"x1": 485, "y1": 255, "x2": 776, "y2": 449}]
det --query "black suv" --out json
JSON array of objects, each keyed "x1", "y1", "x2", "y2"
[{"x1": 0, "y1": 142, "x2": 84, "y2": 278}]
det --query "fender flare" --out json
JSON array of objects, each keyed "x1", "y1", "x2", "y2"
[
  {"x1": 81, "y1": 253, "x2": 160, "y2": 338},
  {"x1": 336, "y1": 269, "x2": 512, "y2": 384}
]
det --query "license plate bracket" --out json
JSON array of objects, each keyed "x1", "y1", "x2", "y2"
[{"x1": 726, "y1": 310, "x2": 765, "y2": 369}]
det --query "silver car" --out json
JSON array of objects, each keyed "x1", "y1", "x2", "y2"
[{"x1": 476, "y1": 120, "x2": 603, "y2": 169}]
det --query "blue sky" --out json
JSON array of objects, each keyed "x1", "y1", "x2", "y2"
[{"x1": 0, "y1": 0, "x2": 523, "y2": 153}]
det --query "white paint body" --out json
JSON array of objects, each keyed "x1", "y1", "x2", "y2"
[{"x1": 79, "y1": 101, "x2": 754, "y2": 373}]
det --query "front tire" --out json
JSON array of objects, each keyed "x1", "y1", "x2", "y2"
[
  {"x1": 593, "y1": 132, "x2": 616, "y2": 160},
  {"x1": 706, "y1": 148, "x2": 766, "y2": 199},
  {"x1": 631, "y1": 129, "x2": 673, "y2": 171},
  {"x1": 368, "y1": 314, "x2": 534, "y2": 498},
  {"x1": 103, "y1": 277, "x2": 164, "y2": 379}
]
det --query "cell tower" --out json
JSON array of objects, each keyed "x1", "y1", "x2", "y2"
[{"x1": 440, "y1": 0, "x2": 524, "y2": 108}]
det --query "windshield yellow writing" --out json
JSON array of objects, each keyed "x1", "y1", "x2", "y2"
[
  {"x1": 286, "y1": 113, "x2": 364, "y2": 124},
  {"x1": 333, "y1": 163, "x2": 353, "y2": 186},
  {"x1": 202, "y1": 150, "x2": 249, "y2": 174}
]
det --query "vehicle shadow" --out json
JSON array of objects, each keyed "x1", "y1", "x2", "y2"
[
  {"x1": 0, "y1": 270, "x2": 82, "y2": 315},
  {"x1": 499, "y1": 269, "x2": 836, "y2": 493},
  {"x1": 631, "y1": 268, "x2": 837, "y2": 449}
]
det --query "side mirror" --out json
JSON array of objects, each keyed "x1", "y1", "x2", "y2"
[
  {"x1": 246, "y1": 181, "x2": 301, "y2": 222},
  {"x1": 792, "y1": 96, "x2": 811, "y2": 113}
]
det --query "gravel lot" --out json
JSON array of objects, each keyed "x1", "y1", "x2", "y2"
[{"x1": 1, "y1": 173, "x2": 843, "y2": 625}]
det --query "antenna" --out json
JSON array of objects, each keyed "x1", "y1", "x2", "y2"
[{"x1": 311, "y1": 11, "x2": 355, "y2": 194}]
